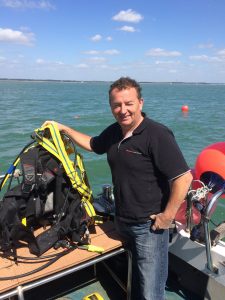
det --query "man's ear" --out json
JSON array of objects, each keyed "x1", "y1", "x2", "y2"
[{"x1": 140, "y1": 98, "x2": 144, "y2": 109}]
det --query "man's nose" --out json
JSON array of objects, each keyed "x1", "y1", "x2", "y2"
[{"x1": 120, "y1": 104, "x2": 127, "y2": 114}]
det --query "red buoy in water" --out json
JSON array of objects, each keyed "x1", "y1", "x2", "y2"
[{"x1": 181, "y1": 105, "x2": 189, "y2": 112}]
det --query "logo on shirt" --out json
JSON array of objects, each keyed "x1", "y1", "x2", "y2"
[{"x1": 125, "y1": 149, "x2": 142, "y2": 155}]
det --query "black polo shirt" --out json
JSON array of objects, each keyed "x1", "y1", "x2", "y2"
[{"x1": 90, "y1": 117, "x2": 189, "y2": 223}]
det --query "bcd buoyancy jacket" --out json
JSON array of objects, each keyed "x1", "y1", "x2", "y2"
[{"x1": 0, "y1": 123, "x2": 97, "y2": 259}]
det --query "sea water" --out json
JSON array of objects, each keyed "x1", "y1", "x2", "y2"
[{"x1": 1, "y1": 80, "x2": 225, "y2": 223}]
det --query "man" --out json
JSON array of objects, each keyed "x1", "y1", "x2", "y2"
[{"x1": 43, "y1": 77, "x2": 192, "y2": 300}]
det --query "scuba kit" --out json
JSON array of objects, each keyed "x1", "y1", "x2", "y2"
[{"x1": 0, "y1": 123, "x2": 98, "y2": 264}]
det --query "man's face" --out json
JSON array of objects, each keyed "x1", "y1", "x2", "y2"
[{"x1": 110, "y1": 87, "x2": 143, "y2": 130}]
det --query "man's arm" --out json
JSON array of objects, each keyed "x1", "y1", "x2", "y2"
[
  {"x1": 42, "y1": 121, "x2": 92, "y2": 151},
  {"x1": 150, "y1": 171, "x2": 193, "y2": 230}
]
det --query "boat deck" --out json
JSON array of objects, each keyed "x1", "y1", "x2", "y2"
[
  {"x1": 0, "y1": 221, "x2": 204, "y2": 300},
  {"x1": 0, "y1": 221, "x2": 127, "y2": 300}
]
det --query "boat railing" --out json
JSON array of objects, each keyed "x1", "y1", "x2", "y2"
[
  {"x1": 203, "y1": 186, "x2": 225, "y2": 273},
  {"x1": 186, "y1": 181, "x2": 210, "y2": 233},
  {"x1": 186, "y1": 181, "x2": 225, "y2": 273}
]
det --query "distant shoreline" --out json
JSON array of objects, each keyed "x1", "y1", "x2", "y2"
[{"x1": 0, "y1": 78, "x2": 224, "y2": 85}]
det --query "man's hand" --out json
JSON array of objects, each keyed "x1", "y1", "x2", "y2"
[
  {"x1": 42, "y1": 120, "x2": 65, "y2": 131},
  {"x1": 150, "y1": 213, "x2": 173, "y2": 231},
  {"x1": 150, "y1": 171, "x2": 193, "y2": 231},
  {"x1": 41, "y1": 120, "x2": 92, "y2": 151}
]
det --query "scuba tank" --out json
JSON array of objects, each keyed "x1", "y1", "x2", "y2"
[{"x1": 93, "y1": 184, "x2": 115, "y2": 215}]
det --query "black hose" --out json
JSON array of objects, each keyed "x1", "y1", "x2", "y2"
[
  {"x1": 1, "y1": 250, "x2": 65, "y2": 262},
  {"x1": 0, "y1": 247, "x2": 75, "y2": 280}
]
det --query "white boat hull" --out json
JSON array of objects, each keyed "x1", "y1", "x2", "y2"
[{"x1": 169, "y1": 222, "x2": 225, "y2": 300}]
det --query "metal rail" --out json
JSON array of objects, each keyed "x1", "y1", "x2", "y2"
[
  {"x1": 185, "y1": 182, "x2": 225, "y2": 273},
  {"x1": 0, "y1": 247, "x2": 131, "y2": 300},
  {"x1": 203, "y1": 187, "x2": 225, "y2": 273}
]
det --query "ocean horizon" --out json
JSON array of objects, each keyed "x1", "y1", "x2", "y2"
[{"x1": 1, "y1": 78, "x2": 225, "y2": 85}]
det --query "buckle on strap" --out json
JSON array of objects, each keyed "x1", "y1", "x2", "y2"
[{"x1": 22, "y1": 164, "x2": 36, "y2": 197}]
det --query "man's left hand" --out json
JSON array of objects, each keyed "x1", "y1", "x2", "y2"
[{"x1": 150, "y1": 213, "x2": 173, "y2": 231}]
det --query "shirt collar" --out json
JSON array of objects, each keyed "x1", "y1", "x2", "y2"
[{"x1": 133, "y1": 117, "x2": 148, "y2": 135}]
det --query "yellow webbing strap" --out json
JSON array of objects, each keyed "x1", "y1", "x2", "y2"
[{"x1": 34, "y1": 123, "x2": 96, "y2": 218}]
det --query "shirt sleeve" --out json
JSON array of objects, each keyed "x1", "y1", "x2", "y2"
[
  {"x1": 90, "y1": 125, "x2": 112, "y2": 154},
  {"x1": 90, "y1": 135, "x2": 107, "y2": 155},
  {"x1": 150, "y1": 125, "x2": 190, "y2": 180},
  {"x1": 90, "y1": 122, "x2": 120, "y2": 154}
]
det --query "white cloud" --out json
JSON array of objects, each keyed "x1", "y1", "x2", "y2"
[
  {"x1": 197, "y1": 42, "x2": 214, "y2": 49},
  {"x1": 36, "y1": 58, "x2": 45, "y2": 64},
  {"x1": 217, "y1": 49, "x2": 225, "y2": 57},
  {"x1": 83, "y1": 49, "x2": 120, "y2": 55},
  {"x1": 99, "y1": 64, "x2": 109, "y2": 69},
  {"x1": 169, "y1": 69, "x2": 177, "y2": 73},
  {"x1": 155, "y1": 60, "x2": 180, "y2": 65},
  {"x1": 83, "y1": 50, "x2": 100, "y2": 55},
  {"x1": 77, "y1": 63, "x2": 89, "y2": 68},
  {"x1": 189, "y1": 55, "x2": 221, "y2": 62},
  {"x1": 89, "y1": 56, "x2": 106, "y2": 64},
  {"x1": 119, "y1": 26, "x2": 136, "y2": 32},
  {"x1": 1, "y1": 0, "x2": 55, "y2": 9},
  {"x1": 146, "y1": 48, "x2": 182, "y2": 57},
  {"x1": 106, "y1": 36, "x2": 112, "y2": 41},
  {"x1": 0, "y1": 56, "x2": 6, "y2": 61},
  {"x1": 189, "y1": 55, "x2": 208, "y2": 61},
  {"x1": 103, "y1": 49, "x2": 120, "y2": 55},
  {"x1": 0, "y1": 27, "x2": 35, "y2": 45},
  {"x1": 89, "y1": 35, "x2": 113, "y2": 42},
  {"x1": 36, "y1": 58, "x2": 65, "y2": 65},
  {"x1": 112, "y1": 9, "x2": 143, "y2": 23},
  {"x1": 90, "y1": 34, "x2": 102, "y2": 42}
]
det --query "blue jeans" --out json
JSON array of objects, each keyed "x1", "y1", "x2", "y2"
[{"x1": 115, "y1": 218, "x2": 169, "y2": 300}]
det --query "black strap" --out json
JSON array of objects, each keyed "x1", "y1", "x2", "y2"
[
  {"x1": 34, "y1": 224, "x2": 62, "y2": 256},
  {"x1": 20, "y1": 147, "x2": 39, "y2": 198},
  {"x1": 10, "y1": 224, "x2": 40, "y2": 256},
  {"x1": 54, "y1": 165, "x2": 65, "y2": 216},
  {"x1": 50, "y1": 194, "x2": 82, "y2": 243}
]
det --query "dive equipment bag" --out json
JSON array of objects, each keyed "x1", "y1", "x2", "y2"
[{"x1": 0, "y1": 123, "x2": 96, "y2": 257}]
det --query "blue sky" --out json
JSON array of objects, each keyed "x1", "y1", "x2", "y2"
[{"x1": 0, "y1": 0, "x2": 225, "y2": 82}]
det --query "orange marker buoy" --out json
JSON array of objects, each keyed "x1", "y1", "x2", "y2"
[
  {"x1": 195, "y1": 142, "x2": 225, "y2": 197},
  {"x1": 181, "y1": 105, "x2": 189, "y2": 112}
]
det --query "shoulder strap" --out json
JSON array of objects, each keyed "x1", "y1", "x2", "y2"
[{"x1": 20, "y1": 147, "x2": 39, "y2": 198}]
